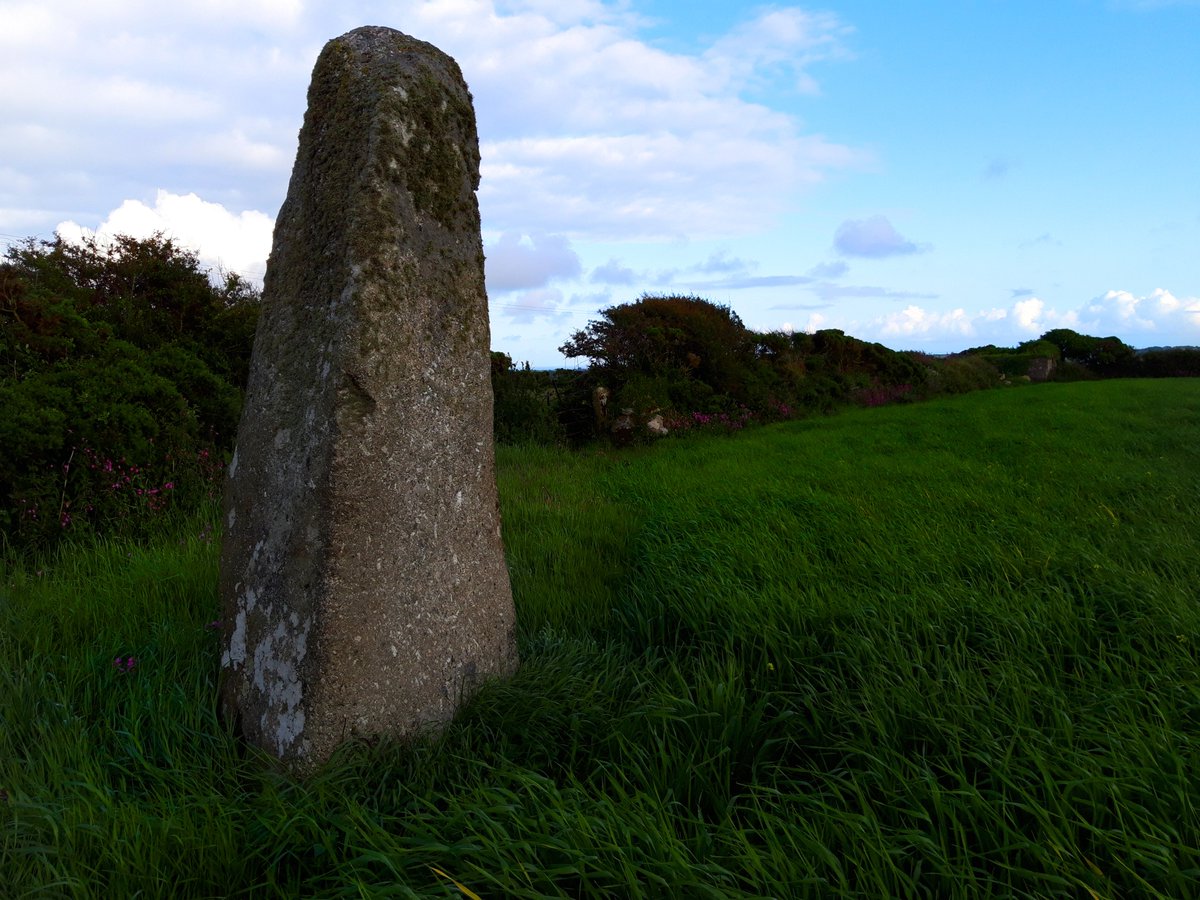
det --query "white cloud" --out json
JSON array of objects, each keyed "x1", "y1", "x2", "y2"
[
  {"x1": 705, "y1": 8, "x2": 853, "y2": 94},
  {"x1": 485, "y1": 232, "x2": 581, "y2": 292},
  {"x1": 803, "y1": 312, "x2": 828, "y2": 333},
  {"x1": 839, "y1": 288, "x2": 1200, "y2": 351},
  {"x1": 1013, "y1": 297, "x2": 1045, "y2": 331},
  {"x1": 413, "y1": 3, "x2": 866, "y2": 238},
  {"x1": 1077, "y1": 288, "x2": 1200, "y2": 338},
  {"x1": 165, "y1": 128, "x2": 293, "y2": 172},
  {"x1": 862, "y1": 297, "x2": 1073, "y2": 346},
  {"x1": 878, "y1": 305, "x2": 974, "y2": 338},
  {"x1": 57, "y1": 190, "x2": 274, "y2": 281},
  {"x1": 1, "y1": 1, "x2": 869, "y2": 247}
]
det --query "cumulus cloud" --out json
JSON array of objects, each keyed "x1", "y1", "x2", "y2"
[
  {"x1": 0, "y1": 0, "x2": 310, "y2": 219},
  {"x1": 878, "y1": 305, "x2": 975, "y2": 338},
  {"x1": 484, "y1": 232, "x2": 581, "y2": 292},
  {"x1": 3, "y1": 2, "x2": 870, "y2": 251},
  {"x1": 803, "y1": 312, "x2": 829, "y2": 333},
  {"x1": 416, "y1": 3, "x2": 868, "y2": 237},
  {"x1": 840, "y1": 288, "x2": 1200, "y2": 350},
  {"x1": 1077, "y1": 288, "x2": 1200, "y2": 338},
  {"x1": 1012, "y1": 297, "x2": 1046, "y2": 331},
  {"x1": 860, "y1": 297, "x2": 1066, "y2": 346},
  {"x1": 834, "y1": 215, "x2": 927, "y2": 258},
  {"x1": 57, "y1": 189, "x2": 274, "y2": 281},
  {"x1": 480, "y1": 130, "x2": 865, "y2": 239}
]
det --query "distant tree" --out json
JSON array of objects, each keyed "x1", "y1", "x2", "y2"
[
  {"x1": 1040, "y1": 329, "x2": 1135, "y2": 375},
  {"x1": 561, "y1": 294, "x2": 750, "y2": 382},
  {"x1": 560, "y1": 297, "x2": 930, "y2": 427},
  {"x1": 560, "y1": 294, "x2": 767, "y2": 414}
]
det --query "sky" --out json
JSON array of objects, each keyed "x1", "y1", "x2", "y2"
[{"x1": 1, "y1": 0, "x2": 1198, "y2": 366}]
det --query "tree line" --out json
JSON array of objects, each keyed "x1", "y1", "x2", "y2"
[{"x1": 3, "y1": 235, "x2": 1196, "y2": 550}]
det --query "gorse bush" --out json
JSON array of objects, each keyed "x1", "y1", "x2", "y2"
[{"x1": 0, "y1": 234, "x2": 259, "y2": 549}]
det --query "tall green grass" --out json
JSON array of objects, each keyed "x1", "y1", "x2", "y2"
[{"x1": 3, "y1": 380, "x2": 1198, "y2": 897}]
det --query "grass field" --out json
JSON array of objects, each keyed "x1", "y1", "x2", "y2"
[{"x1": 3, "y1": 379, "x2": 1198, "y2": 897}]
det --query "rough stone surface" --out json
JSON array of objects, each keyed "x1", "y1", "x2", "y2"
[
  {"x1": 218, "y1": 26, "x2": 517, "y2": 768},
  {"x1": 1027, "y1": 356, "x2": 1057, "y2": 382},
  {"x1": 645, "y1": 414, "x2": 669, "y2": 437}
]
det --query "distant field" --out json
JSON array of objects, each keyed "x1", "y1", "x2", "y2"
[{"x1": 3, "y1": 379, "x2": 1198, "y2": 897}]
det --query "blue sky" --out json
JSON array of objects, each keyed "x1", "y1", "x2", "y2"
[{"x1": 1, "y1": 0, "x2": 1197, "y2": 365}]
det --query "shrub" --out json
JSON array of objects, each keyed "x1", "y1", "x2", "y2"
[
  {"x1": 1040, "y1": 328, "x2": 1136, "y2": 376},
  {"x1": 0, "y1": 234, "x2": 258, "y2": 549},
  {"x1": 922, "y1": 353, "x2": 1002, "y2": 395},
  {"x1": 490, "y1": 353, "x2": 566, "y2": 446},
  {"x1": 559, "y1": 299, "x2": 930, "y2": 433},
  {"x1": 1136, "y1": 347, "x2": 1200, "y2": 378}
]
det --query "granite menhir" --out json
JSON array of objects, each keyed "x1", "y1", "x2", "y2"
[{"x1": 218, "y1": 26, "x2": 517, "y2": 768}]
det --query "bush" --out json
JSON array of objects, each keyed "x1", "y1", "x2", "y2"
[
  {"x1": 558, "y1": 299, "x2": 931, "y2": 435},
  {"x1": 1136, "y1": 347, "x2": 1200, "y2": 378},
  {"x1": 1040, "y1": 329, "x2": 1136, "y2": 376},
  {"x1": 0, "y1": 234, "x2": 258, "y2": 549},
  {"x1": 490, "y1": 353, "x2": 566, "y2": 445},
  {"x1": 921, "y1": 353, "x2": 1001, "y2": 396}
]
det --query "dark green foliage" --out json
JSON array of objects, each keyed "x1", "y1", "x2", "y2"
[
  {"x1": 558, "y1": 297, "x2": 930, "y2": 433},
  {"x1": 560, "y1": 294, "x2": 759, "y2": 415},
  {"x1": 490, "y1": 352, "x2": 566, "y2": 445},
  {"x1": 788, "y1": 328, "x2": 929, "y2": 407},
  {"x1": 1137, "y1": 346, "x2": 1200, "y2": 377},
  {"x1": 916, "y1": 352, "x2": 1004, "y2": 393},
  {"x1": 1040, "y1": 328, "x2": 1137, "y2": 375},
  {"x1": 963, "y1": 330, "x2": 1200, "y2": 381},
  {"x1": 966, "y1": 338, "x2": 1061, "y2": 379},
  {"x1": 0, "y1": 234, "x2": 259, "y2": 548}
]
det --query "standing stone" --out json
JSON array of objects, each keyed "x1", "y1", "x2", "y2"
[{"x1": 218, "y1": 26, "x2": 517, "y2": 768}]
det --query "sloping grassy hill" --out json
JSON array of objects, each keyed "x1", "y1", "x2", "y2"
[{"x1": 3, "y1": 380, "x2": 1198, "y2": 897}]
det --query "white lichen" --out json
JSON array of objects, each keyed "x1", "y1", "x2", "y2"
[{"x1": 224, "y1": 608, "x2": 247, "y2": 668}]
